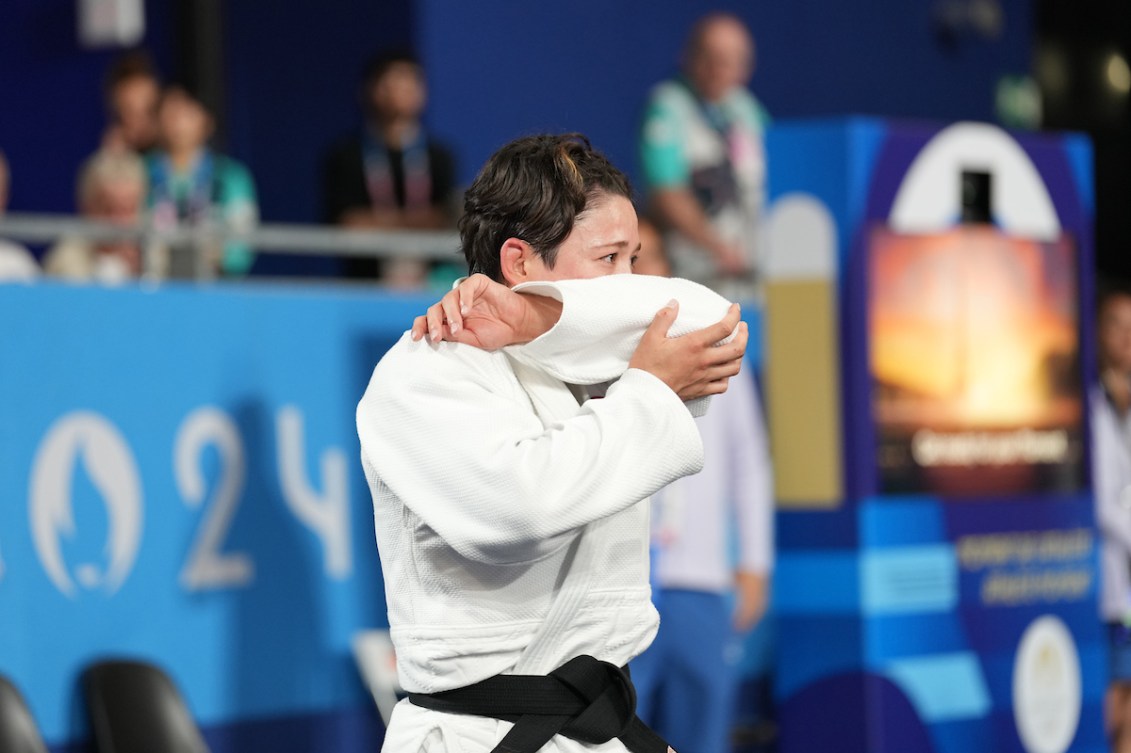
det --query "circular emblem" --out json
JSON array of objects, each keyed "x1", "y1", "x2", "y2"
[{"x1": 1013, "y1": 615, "x2": 1081, "y2": 753}]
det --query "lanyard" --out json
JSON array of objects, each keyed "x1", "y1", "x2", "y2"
[
  {"x1": 363, "y1": 127, "x2": 432, "y2": 210},
  {"x1": 681, "y1": 78, "x2": 736, "y2": 147},
  {"x1": 151, "y1": 151, "x2": 216, "y2": 226}
]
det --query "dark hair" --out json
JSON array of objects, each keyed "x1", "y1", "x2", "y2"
[
  {"x1": 459, "y1": 134, "x2": 633, "y2": 282},
  {"x1": 1097, "y1": 278, "x2": 1131, "y2": 317},
  {"x1": 162, "y1": 81, "x2": 204, "y2": 106},
  {"x1": 103, "y1": 50, "x2": 159, "y2": 99},
  {"x1": 685, "y1": 12, "x2": 753, "y2": 58},
  {"x1": 362, "y1": 50, "x2": 421, "y2": 87}
]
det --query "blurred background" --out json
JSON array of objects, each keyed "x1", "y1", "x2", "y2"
[
  {"x1": 0, "y1": 0, "x2": 1124, "y2": 279},
  {"x1": 1, "y1": 2, "x2": 1128, "y2": 753}
]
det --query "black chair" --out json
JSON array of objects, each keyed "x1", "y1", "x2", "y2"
[
  {"x1": 0, "y1": 674, "x2": 49, "y2": 753},
  {"x1": 82, "y1": 659, "x2": 210, "y2": 753}
]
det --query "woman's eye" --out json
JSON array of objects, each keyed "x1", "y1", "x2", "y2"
[{"x1": 601, "y1": 253, "x2": 617, "y2": 263}]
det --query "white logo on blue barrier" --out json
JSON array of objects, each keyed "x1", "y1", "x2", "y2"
[
  {"x1": 175, "y1": 406, "x2": 254, "y2": 591},
  {"x1": 277, "y1": 405, "x2": 351, "y2": 578},
  {"x1": 29, "y1": 412, "x2": 143, "y2": 597}
]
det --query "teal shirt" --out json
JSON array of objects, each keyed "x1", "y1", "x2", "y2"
[
  {"x1": 146, "y1": 150, "x2": 259, "y2": 276},
  {"x1": 640, "y1": 79, "x2": 771, "y2": 192}
]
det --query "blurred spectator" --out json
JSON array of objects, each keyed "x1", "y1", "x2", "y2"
[
  {"x1": 630, "y1": 219, "x2": 775, "y2": 753},
  {"x1": 0, "y1": 150, "x2": 41, "y2": 282},
  {"x1": 147, "y1": 85, "x2": 258, "y2": 278},
  {"x1": 102, "y1": 50, "x2": 161, "y2": 154},
  {"x1": 633, "y1": 218, "x2": 670, "y2": 277},
  {"x1": 639, "y1": 12, "x2": 769, "y2": 299},
  {"x1": 43, "y1": 150, "x2": 152, "y2": 283},
  {"x1": 1093, "y1": 283, "x2": 1131, "y2": 753},
  {"x1": 321, "y1": 51, "x2": 457, "y2": 287}
]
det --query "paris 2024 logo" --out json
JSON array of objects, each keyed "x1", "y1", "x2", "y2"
[{"x1": 28, "y1": 412, "x2": 143, "y2": 596}]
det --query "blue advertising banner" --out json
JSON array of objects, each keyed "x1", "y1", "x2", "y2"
[{"x1": 765, "y1": 119, "x2": 1105, "y2": 753}]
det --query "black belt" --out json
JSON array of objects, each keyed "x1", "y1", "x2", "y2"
[{"x1": 408, "y1": 655, "x2": 672, "y2": 752}]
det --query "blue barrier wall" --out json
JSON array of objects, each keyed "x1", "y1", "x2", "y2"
[
  {"x1": 0, "y1": 280, "x2": 764, "y2": 751},
  {"x1": 0, "y1": 282, "x2": 432, "y2": 750}
]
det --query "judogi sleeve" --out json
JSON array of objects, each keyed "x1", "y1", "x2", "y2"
[
  {"x1": 1093, "y1": 392, "x2": 1131, "y2": 554},
  {"x1": 359, "y1": 274, "x2": 740, "y2": 563},
  {"x1": 728, "y1": 368, "x2": 775, "y2": 575},
  {"x1": 507, "y1": 274, "x2": 736, "y2": 415},
  {"x1": 359, "y1": 337, "x2": 704, "y2": 565}
]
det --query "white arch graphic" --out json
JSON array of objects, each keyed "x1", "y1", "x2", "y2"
[
  {"x1": 764, "y1": 192, "x2": 837, "y2": 282},
  {"x1": 889, "y1": 121, "x2": 1060, "y2": 241}
]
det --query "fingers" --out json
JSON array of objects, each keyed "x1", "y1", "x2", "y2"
[
  {"x1": 677, "y1": 377, "x2": 730, "y2": 400},
  {"x1": 459, "y1": 278, "x2": 477, "y2": 316},
  {"x1": 716, "y1": 303, "x2": 742, "y2": 341},
  {"x1": 677, "y1": 367, "x2": 736, "y2": 399},
  {"x1": 413, "y1": 275, "x2": 493, "y2": 342},
  {"x1": 440, "y1": 275, "x2": 498, "y2": 339},
  {"x1": 644, "y1": 300, "x2": 679, "y2": 342},
  {"x1": 699, "y1": 322, "x2": 748, "y2": 366},
  {"x1": 425, "y1": 302, "x2": 446, "y2": 342},
  {"x1": 719, "y1": 302, "x2": 742, "y2": 329},
  {"x1": 703, "y1": 357, "x2": 743, "y2": 382},
  {"x1": 446, "y1": 274, "x2": 496, "y2": 333},
  {"x1": 732, "y1": 320, "x2": 749, "y2": 357},
  {"x1": 687, "y1": 303, "x2": 742, "y2": 346},
  {"x1": 440, "y1": 291, "x2": 463, "y2": 336},
  {"x1": 704, "y1": 377, "x2": 731, "y2": 396},
  {"x1": 691, "y1": 326, "x2": 747, "y2": 371}
]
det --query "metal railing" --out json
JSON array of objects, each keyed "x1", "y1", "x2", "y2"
[{"x1": 0, "y1": 212, "x2": 463, "y2": 282}]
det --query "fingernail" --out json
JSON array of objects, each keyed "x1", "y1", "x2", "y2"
[
  {"x1": 461, "y1": 304, "x2": 470, "y2": 315},
  {"x1": 666, "y1": 299, "x2": 678, "y2": 309},
  {"x1": 430, "y1": 329, "x2": 439, "y2": 341},
  {"x1": 450, "y1": 320, "x2": 460, "y2": 334}
]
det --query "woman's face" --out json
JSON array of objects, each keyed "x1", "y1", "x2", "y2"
[
  {"x1": 112, "y1": 75, "x2": 160, "y2": 151},
  {"x1": 158, "y1": 89, "x2": 211, "y2": 153},
  {"x1": 370, "y1": 63, "x2": 427, "y2": 121},
  {"x1": 522, "y1": 193, "x2": 640, "y2": 282},
  {"x1": 633, "y1": 222, "x2": 671, "y2": 277},
  {"x1": 1101, "y1": 295, "x2": 1131, "y2": 373},
  {"x1": 686, "y1": 18, "x2": 753, "y2": 103}
]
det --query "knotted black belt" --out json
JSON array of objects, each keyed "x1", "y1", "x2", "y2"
[{"x1": 408, "y1": 655, "x2": 672, "y2": 752}]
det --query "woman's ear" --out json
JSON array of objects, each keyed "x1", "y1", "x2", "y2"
[{"x1": 499, "y1": 237, "x2": 533, "y2": 287}]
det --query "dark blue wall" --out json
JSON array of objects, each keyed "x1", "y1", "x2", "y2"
[
  {"x1": 223, "y1": 0, "x2": 413, "y2": 224},
  {"x1": 420, "y1": 0, "x2": 1034, "y2": 189},
  {"x1": 0, "y1": 0, "x2": 173, "y2": 214},
  {"x1": 0, "y1": 0, "x2": 413, "y2": 227},
  {"x1": 1, "y1": 0, "x2": 1033, "y2": 223}
]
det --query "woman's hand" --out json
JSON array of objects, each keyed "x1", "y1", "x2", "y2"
[
  {"x1": 628, "y1": 301, "x2": 748, "y2": 400},
  {"x1": 410, "y1": 274, "x2": 562, "y2": 350}
]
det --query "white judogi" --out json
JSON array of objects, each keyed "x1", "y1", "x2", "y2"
[
  {"x1": 1092, "y1": 385, "x2": 1131, "y2": 623},
  {"x1": 357, "y1": 275, "x2": 732, "y2": 752},
  {"x1": 652, "y1": 367, "x2": 773, "y2": 593}
]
